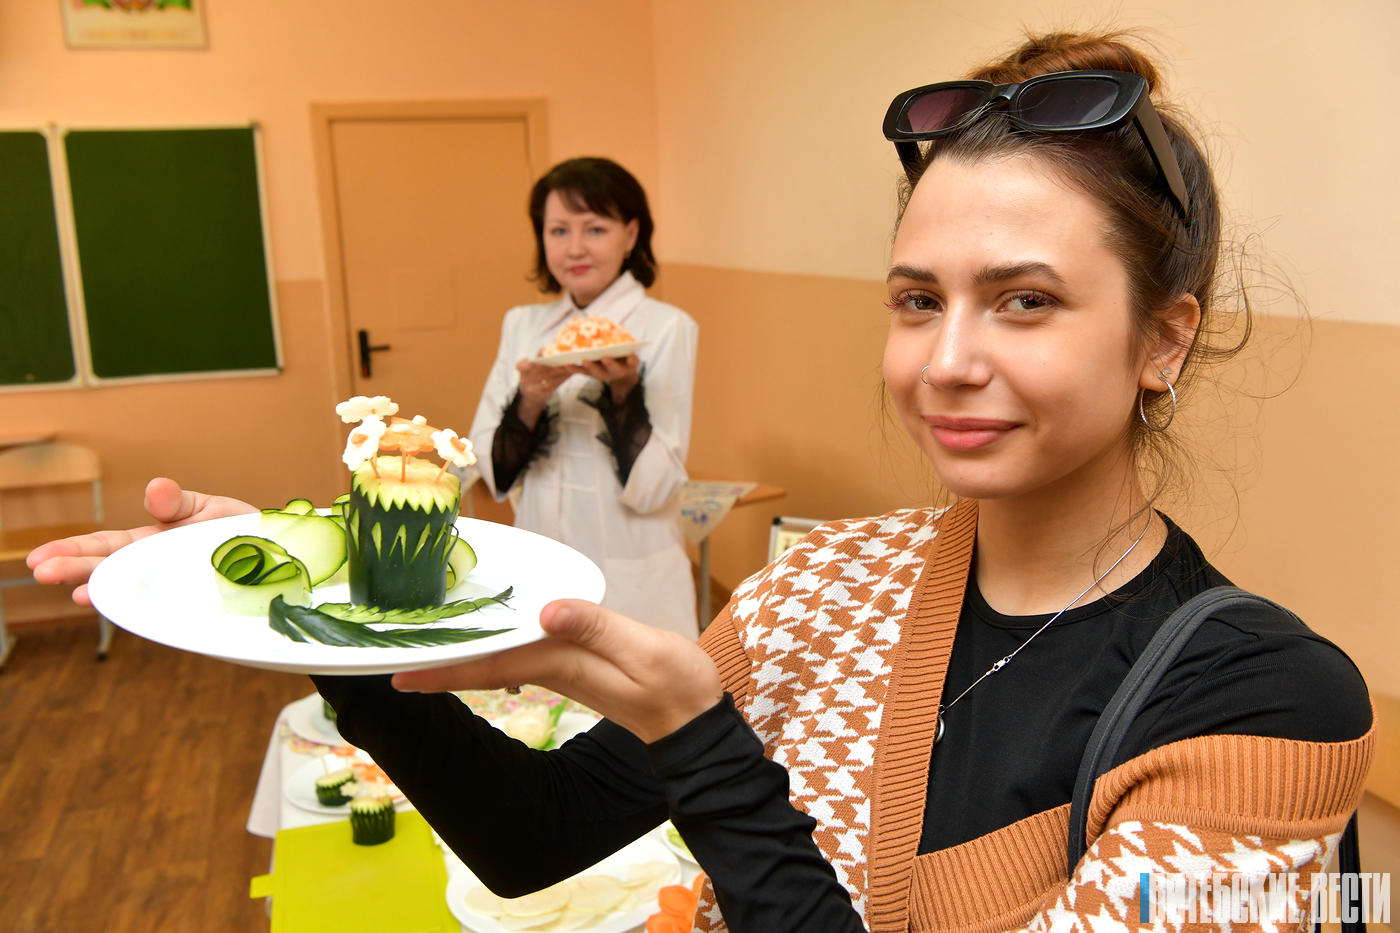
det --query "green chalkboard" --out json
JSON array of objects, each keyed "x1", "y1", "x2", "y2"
[
  {"x1": 64, "y1": 127, "x2": 279, "y2": 379},
  {"x1": 0, "y1": 131, "x2": 76, "y2": 386}
]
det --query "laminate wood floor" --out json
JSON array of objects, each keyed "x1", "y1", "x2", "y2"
[{"x1": 0, "y1": 619, "x2": 309, "y2": 932}]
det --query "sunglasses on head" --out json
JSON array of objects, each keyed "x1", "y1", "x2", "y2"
[{"x1": 882, "y1": 69, "x2": 1190, "y2": 221}]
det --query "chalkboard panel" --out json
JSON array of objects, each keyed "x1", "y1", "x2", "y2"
[
  {"x1": 0, "y1": 131, "x2": 76, "y2": 386},
  {"x1": 64, "y1": 127, "x2": 279, "y2": 379}
]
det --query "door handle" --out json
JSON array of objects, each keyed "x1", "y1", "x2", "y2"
[{"x1": 357, "y1": 329, "x2": 391, "y2": 378}]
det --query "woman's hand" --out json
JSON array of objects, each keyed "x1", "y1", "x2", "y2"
[
  {"x1": 577, "y1": 354, "x2": 641, "y2": 403},
  {"x1": 26, "y1": 477, "x2": 256, "y2": 606},
  {"x1": 392, "y1": 600, "x2": 723, "y2": 744},
  {"x1": 515, "y1": 358, "x2": 580, "y2": 428}
]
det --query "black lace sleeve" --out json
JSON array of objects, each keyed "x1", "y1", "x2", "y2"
[
  {"x1": 492, "y1": 389, "x2": 558, "y2": 494},
  {"x1": 583, "y1": 378, "x2": 652, "y2": 486}
]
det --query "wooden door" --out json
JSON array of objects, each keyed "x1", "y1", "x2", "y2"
[{"x1": 313, "y1": 101, "x2": 548, "y2": 522}]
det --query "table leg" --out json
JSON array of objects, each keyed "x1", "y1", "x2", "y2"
[
  {"x1": 0, "y1": 599, "x2": 11, "y2": 670},
  {"x1": 698, "y1": 538, "x2": 711, "y2": 632}
]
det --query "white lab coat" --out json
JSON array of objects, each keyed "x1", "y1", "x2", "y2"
[{"x1": 469, "y1": 273, "x2": 699, "y2": 637}]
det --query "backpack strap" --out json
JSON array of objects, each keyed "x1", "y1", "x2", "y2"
[
  {"x1": 1067, "y1": 585, "x2": 1293, "y2": 869},
  {"x1": 1067, "y1": 585, "x2": 1364, "y2": 932}
]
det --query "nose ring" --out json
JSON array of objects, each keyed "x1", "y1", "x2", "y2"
[{"x1": 920, "y1": 365, "x2": 932, "y2": 386}]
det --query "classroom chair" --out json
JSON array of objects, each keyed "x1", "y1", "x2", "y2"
[{"x1": 0, "y1": 440, "x2": 112, "y2": 669}]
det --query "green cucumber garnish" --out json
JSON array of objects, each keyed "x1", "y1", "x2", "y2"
[
  {"x1": 269, "y1": 596, "x2": 513, "y2": 648},
  {"x1": 211, "y1": 535, "x2": 311, "y2": 615},
  {"x1": 346, "y1": 458, "x2": 461, "y2": 611},
  {"x1": 258, "y1": 508, "x2": 347, "y2": 586}
]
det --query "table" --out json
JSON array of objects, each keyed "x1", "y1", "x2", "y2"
[
  {"x1": 250, "y1": 691, "x2": 700, "y2": 932},
  {"x1": 0, "y1": 431, "x2": 54, "y2": 451},
  {"x1": 679, "y1": 480, "x2": 786, "y2": 627}
]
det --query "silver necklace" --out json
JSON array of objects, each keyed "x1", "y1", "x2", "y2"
[{"x1": 934, "y1": 521, "x2": 1151, "y2": 746}]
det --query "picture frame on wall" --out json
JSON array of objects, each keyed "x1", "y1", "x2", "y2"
[{"x1": 61, "y1": 0, "x2": 208, "y2": 50}]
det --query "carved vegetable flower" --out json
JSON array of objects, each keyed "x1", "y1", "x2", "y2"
[
  {"x1": 342, "y1": 416, "x2": 387, "y2": 470},
  {"x1": 379, "y1": 415, "x2": 436, "y2": 458},
  {"x1": 431, "y1": 428, "x2": 476, "y2": 469},
  {"x1": 336, "y1": 395, "x2": 400, "y2": 424}
]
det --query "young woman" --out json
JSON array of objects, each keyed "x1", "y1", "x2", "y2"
[
  {"x1": 471, "y1": 156, "x2": 699, "y2": 637},
  {"x1": 30, "y1": 31, "x2": 1371, "y2": 933}
]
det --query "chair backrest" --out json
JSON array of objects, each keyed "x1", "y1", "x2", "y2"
[
  {"x1": 768, "y1": 516, "x2": 824, "y2": 563},
  {"x1": 0, "y1": 441, "x2": 104, "y2": 528}
]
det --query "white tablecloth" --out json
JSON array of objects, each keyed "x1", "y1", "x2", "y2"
[{"x1": 248, "y1": 691, "x2": 701, "y2": 932}]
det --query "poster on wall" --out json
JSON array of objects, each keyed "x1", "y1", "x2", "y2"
[{"x1": 62, "y1": 0, "x2": 208, "y2": 50}]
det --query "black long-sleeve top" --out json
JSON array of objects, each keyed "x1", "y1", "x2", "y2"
[{"x1": 310, "y1": 521, "x2": 1369, "y2": 933}]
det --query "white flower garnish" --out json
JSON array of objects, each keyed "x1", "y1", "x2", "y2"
[
  {"x1": 431, "y1": 428, "x2": 476, "y2": 468},
  {"x1": 336, "y1": 395, "x2": 399, "y2": 423},
  {"x1": 342, "y1": 416, "x2": 386, "y2": 470}
]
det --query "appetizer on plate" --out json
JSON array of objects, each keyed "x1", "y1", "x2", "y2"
[
  {"x1": 542, "y1": 316, "x2": 635, "y2": 357},
  {"x1": 207, "y1": 396, "x2": 519, "y2": 648}
]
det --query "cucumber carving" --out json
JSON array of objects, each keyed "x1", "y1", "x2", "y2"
[
  {"x1": 345, "y1": 456, "x2": 460, "y2": 610},
  {"x1": 208, "y1": 395, "x2": 507, "y2": 648}
]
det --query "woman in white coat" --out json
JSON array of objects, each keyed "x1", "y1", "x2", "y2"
[{"x1": 469, "y1": 157, "x2": 699, "y2": 637}]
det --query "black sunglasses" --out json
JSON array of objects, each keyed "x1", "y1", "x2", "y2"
[{"x1": 882, "y1": 70, "x2": 1190, "y2": 220}]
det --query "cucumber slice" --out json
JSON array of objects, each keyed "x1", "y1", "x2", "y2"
[
  {"x1": 258, "y1": 509, "x2": 348, "y2": 586},
  {"x1": 445, "y1": 535, "x2": 477, "y2": 590},
  {"x1": 211, "y1": 535, "x2": 311, "y2": 615},
  {"x1": 282, "y1": 498, "x2": 317, "y2": 515}
]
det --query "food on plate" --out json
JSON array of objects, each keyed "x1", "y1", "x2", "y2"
[
  {"x1": 461, "y1": 860, "x2": 676, "y2": 931},
  {"x1": 647, "y1": 875, "x2": 706, "y2": 933},
  {"x1": 338, "y1": 401, "x2": 474, "y2": 611},
  {"x1": 207, "y1": 396, "x2": 520, "y2": 648},
  {"x1": 498, "y1": 701, "x2": 567, "y2": 750},
  {"x1": 314, "y1": 767, "x2": 356, "y2": 806},
  {"x1": 321, "y1": 698, "x2": 337, "y2": 723},
  {"x1": 542, "y1": 315, "x2": 635, "y2": 356},
  {"x1": 663, "y1": 824, "x2": 693, "y2": 861},
  {"x1": 349, "y1": 792, "x2": 396, "y2": 845}
]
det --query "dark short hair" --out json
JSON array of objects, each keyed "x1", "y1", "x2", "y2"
[{"x1": 527, "y1": 157, "x2": 657, "y2": 292}]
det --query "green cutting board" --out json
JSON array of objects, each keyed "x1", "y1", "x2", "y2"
[{"x1": 250, "y1": 811, "x2": 459, "y2": 932}]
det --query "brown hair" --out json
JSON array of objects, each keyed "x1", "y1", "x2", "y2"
[
  {"x1": 896, "y1": 31, "x2": 1250, "y2": 506},
  {"x1": 528, "y1": 157, "x2": 657, "y2": 292}
]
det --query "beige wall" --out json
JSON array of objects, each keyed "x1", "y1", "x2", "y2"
[
  {"x1": 650, "y1": 0, "x2": 1400, "y2": 325},
  {"x1": 647, "y1": 1, "x2": 1400, "y2": 699},
  {"x1": 0, "y1": 0, "x2": 660, "y2": 619},
  {"x1": 3, "y1": 1, "x2": 1396, "y2": 702}
]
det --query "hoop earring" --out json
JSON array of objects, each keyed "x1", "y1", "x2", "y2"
[
  {"x1": 920, "y1": 365, "x2": 932, "y2": 386},
  {"x1": 1138, "y1": 372, "x2": 1177, "y2": 432}
]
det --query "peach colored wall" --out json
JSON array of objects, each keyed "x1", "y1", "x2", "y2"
[
  {"x1": 649, "y1": 0, "x2": 1400, "y2": 327},
  {"x1": 0, "y1": 0, "x2": 661, "y2": 280},
  {"x1": 0, "y1": 0, "x2": 660, "y2": 621},
  {"x1": 668, "y1": 263, "x2": 1400, "y2": 698}
]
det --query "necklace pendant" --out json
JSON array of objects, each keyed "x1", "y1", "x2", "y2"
[{"x1": 934, "y1": 712, "x2": 945, "y2": 745}]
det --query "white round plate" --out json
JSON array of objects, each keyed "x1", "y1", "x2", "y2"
[
  {"x1": 283, "y1": 756, "x2": 405, "y2": 815},
  {"x1": 87, "y1": 513, "x2": 605, "y2": 675},
  {"x1": 445, "y1": 835, "x2": 678, "y2": 933},
  {"x1": 536, "y1": 341, "x2": 647, "y2": 367},
  {"x1": 284, "y1": 692, "x2": 350, "y2": 747}
]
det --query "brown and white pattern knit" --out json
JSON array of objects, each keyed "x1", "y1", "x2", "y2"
[{"x1": 692, "y1": 500, "x2": 1373, "y2": 933}]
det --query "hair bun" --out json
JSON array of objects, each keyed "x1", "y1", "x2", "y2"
[{"x1": 970, "y1": 30, "x2": 1161, "y2": 92}]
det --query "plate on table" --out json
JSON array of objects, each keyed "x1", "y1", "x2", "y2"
[
  {"x1": 284, "y1": 692, "x2": 350, "y2": 747},
  {"x1": 87, "y1": 513, "x2": 605, "y2": 675},
  {"x1": 284, "y1": 754, "x2": 406, "y2": 815},
  {"x1": 445, "y1": 835, "x2": 679, "y2": 933},
  {"x1": 536, "y1": 341, "x2": 647, "y2": 367}
]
